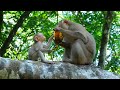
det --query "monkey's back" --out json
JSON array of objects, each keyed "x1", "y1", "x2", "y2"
[{"x1": 28, "y1": 45, "x2": 39, "y2": 61}]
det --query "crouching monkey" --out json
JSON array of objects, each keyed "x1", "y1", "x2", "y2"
[
  {"x1": 54, "y1": 20, "x2": 96, "y2": 65},
  {"x1": 28, "y1": 33, "x2": 54, "y2": 64}
]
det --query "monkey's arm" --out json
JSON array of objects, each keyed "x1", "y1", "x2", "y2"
[
  {"x1": 39, "y1": 49, "x2": 51, "y2": 53},
  {"x1": 58, "y1": 41, "x2": 70, "y2": 48},
  {"x1": 43, "y1": 35, "x2": 53, "y2": 49},
  {"x1": 35, "y1": 42, "x2": 52, "y2": 53},
  {"x1": 60, "y1": 28, "x2": 88, "y2": 44},
  {"x1": 38, "y1": 50, "x2": 54, "y2": 64}
]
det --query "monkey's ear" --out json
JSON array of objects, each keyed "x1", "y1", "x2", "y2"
[{"x1": 34, "y1": 36, "x2": 40, "y2": 42}]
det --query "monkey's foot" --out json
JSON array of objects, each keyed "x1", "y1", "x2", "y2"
[
  {"x1": 42, "y1": 61, "x2": 55, "y2": 64},
  {"x1": 62, "y1": 59, "x2": 72, "y2": 63}
]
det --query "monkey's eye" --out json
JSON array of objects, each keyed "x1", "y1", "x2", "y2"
[{"x1": 64, "y1": 20, "x2": 68, "y2": 24}]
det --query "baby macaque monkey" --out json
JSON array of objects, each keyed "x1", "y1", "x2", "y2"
[{"x1": 28, "y1": 33, "x2": 54, "y2": 64}]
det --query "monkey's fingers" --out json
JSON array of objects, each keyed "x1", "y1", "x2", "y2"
[{"x1": 53, "y1": 27, "x2": 62, "y2": 31}]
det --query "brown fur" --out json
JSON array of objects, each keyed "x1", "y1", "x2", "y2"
[{"x1": 54, "y1": 20, "x2": 96, "y2": 65}]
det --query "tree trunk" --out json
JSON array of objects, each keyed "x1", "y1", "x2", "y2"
[
  {"x1": 0, "y1": 11, "x2": 32, "y2": 56},
  {"x1": 0, "y1": 11, "x2": 3, "y2": 38},
  {"x1": 98, "y1": 11, "x2": 114, "y2": 68}
]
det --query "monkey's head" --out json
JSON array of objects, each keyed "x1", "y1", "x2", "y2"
[
  {"x1": 57, "y1": 20, "x2": 69, "y2": 30},
  {"x1": 33, "y1": 33, "x2": 46, "y2": 43},
  {"x1": 57, "y1": 20, "x2": 75, "y2": 30}
]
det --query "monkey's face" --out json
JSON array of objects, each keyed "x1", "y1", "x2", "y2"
[
  {"x1": 36, "y1": 33, "x2": 46, "y2": 42},
  {"x1": 40, "y1": 35, "x2": 46, "y2": 42},
  {"x1": 58, "y1": 20, "x2": 69, "y2": 30}
]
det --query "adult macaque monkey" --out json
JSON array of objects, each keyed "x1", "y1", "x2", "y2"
[
  {"x1": 28, "y1": 33, "x2": 54, "y2": 64},
  {"x1": 53, "y1": 20, "x2": 96, "y2": 65}
]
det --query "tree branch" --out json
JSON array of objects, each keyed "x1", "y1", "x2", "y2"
[
  {"x1": 0, "y1": 11, "x2": 3, "y2": 39},
  {"x1": 0, "y1": 11, "x2": 32, "y2": 56},
  {"x1": 98, "y1": 11, "x2": 114, "y2": 68}
]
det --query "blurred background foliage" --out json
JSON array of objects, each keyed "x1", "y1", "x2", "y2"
[{"x1": 0, "y1": 11, "x2": 120, "y2": 74}]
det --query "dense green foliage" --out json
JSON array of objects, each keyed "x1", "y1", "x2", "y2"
[{"x1": 0, "y1": 11, "x2": 120, "y2": 74}]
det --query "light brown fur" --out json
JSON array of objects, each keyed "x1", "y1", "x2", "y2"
[
  {"x1": 54, "y1": 20, "x2": 96, "y2": 65},
  {"x1": 28, "y1": 33, "x2": 54, "y2": 64}
]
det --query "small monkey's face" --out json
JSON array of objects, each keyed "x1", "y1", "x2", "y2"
[
  {"x1": 34, "y1": 33, "x2": 46, "y2": 42},
  {"x1": 38, "y1": 33, "x2": 46, "y2": 42}
]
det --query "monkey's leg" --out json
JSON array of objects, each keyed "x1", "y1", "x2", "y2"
[
  {"x1": 38, "y1": 51, "x2": 54, "y2": 64},
  {"x1": 79, "y1": 38, "x2": 94, "y2": 65},
  {"x1": 71, "y1": 39, "x2": 87, "y2": 65},
  {"x1": 62, "y1": 48, "x2": 72, "y2": 63}
]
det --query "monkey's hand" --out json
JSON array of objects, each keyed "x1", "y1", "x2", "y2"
[
  {"x1": 54, "y1": 26, "x2": 62, "y2": 31},
  {"x1": 54, "y1": 39, "x2": 62, "y2": 45},
  {"x1": 49, "y1": 35, "x2": 54, "y2": 40}
]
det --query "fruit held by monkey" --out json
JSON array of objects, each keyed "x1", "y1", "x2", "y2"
[{"x1": 53, "y1": 30, "x2": 63, "y2": 44}]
